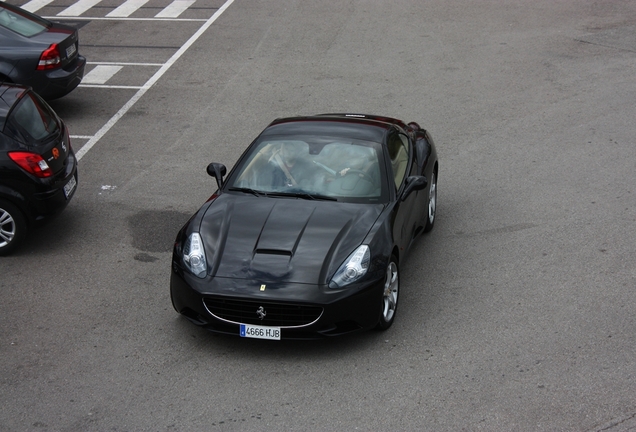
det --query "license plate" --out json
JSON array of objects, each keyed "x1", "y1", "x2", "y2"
[
  {"x1": 63, "y1": 175, "x2": 76, "y2": 199},
  {"x1": 240, "y1": 324, "x2": 281, "y2": 340},
  {"x1": 66, "y1": 43, "x2": 76, "y2": 58}
]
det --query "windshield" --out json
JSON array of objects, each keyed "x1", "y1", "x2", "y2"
[
  {"x1": 0, "y1": 5, "x2": 49, "y2": 37},
  {"x1": 227, "y1": 135, "x2": 388, "y2": 203}
]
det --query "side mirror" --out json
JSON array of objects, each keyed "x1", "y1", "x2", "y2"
[
  {"x1": 206, "y1": 163, "x2": 227, "y2": 190},
  {"x1": 401, "y1": 175, "x2": 427, "y2": 201}
]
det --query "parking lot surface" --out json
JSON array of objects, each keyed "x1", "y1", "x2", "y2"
[{"x1": 1, "y1": 0, "x2": 636, "y2": 430}]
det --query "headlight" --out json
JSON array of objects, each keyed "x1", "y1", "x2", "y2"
[
  {"x1": 329, "y1": 245, "x2": 370, "y2": 288},
  {"x1": 183, "y1": 232, "x2": 207, "y2": 278}
]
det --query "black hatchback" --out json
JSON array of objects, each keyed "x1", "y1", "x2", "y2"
[
  {"x1": 0, "y1": 83, "x2": 77, "y2": 255},
  {"x1": 0, "y1": 2, "x2": 86, "y2": 100}
]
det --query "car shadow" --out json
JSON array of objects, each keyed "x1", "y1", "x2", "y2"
[
  {"x1": 6, "y1": 204, "x2": 87, "y2": 257},
  {"x1": 127, "y1": 209, "x2": 192, "y2": 254},
  {"x1": 46, "y1": 93, "x2": 93, "y2": 119}
]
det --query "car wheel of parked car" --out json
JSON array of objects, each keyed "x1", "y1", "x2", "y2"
[
  {"x1": 0, "y1": 200, "x2": 26, "y2": 256},
  {"x1": 424, "y1": 169, "x2": 437, "y2": 233},
  {"x1": 377, "y1": 256, "x2": 399, "y2": 330}
]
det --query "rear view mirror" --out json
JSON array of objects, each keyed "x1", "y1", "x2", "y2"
[
  {"x1": 401, "y1": 175, "x2": 427, "y2": 201},
  {"x1": 207, "y1": 163, "x2": 227, "y2": 190}
]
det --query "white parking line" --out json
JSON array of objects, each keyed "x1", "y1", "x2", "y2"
[
  {"x1": 79, "y1": 84, "x2": 144, "y2": 89},
  {"x1": 88, "y1": 61, "x2": 164, "y2": 66},
  {"x1": 43, "y1": 15, "x2": 206, "y2": 22},
  {"x1": 75, "y1": 0, "x2": 235, "y2": 161},
  {"x1": 57, "y1": 0, "x2": 102, "y2": 16},
  {"x1": 82, "y1": 65, "x2": 123, "y2": 84},
  {"x1": 19, "y1": 0, "x2": 54, "y2": 13},
  {"x1": 106, "y1": 0, "x2": 150, "y2": 17},
  {"x1": 79, "y1": 63, "x2": 160, "y2": 88},
  {"x1": 155, "y1": 0, "x2": 195, "y2": 18},
  {"x1": 25, "y1": 0, "x2": 206, "y2": 20}
]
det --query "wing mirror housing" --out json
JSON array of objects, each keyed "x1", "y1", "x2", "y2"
[
  {"x1": 207, "y1": 163, "x2": 227, "y2": 190},
  {"x1": 401, "y1": 175, "x2": 427, "y2": 201}
]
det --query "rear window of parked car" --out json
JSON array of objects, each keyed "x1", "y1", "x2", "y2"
[
  {"x1": 0, "y1": 5, "x2": 49, "y2": 37},
  {"x1": 6, "y1": 92, "x2": 60, "y2": 143}
]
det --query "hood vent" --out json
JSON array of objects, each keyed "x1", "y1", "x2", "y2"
[{"x1": 255, "y1": 249, "x2": 292, "y2": 256}]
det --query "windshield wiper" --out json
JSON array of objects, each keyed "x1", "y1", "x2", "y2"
[
  {"x1": 228, "y1": 187, "x2": 267, "y2": 197},
  {"x1": 266, "y1": 191, "x2": 337, "y2": 201}
]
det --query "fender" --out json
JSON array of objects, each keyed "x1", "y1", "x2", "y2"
[
  {"x1": 0, "y1": 184, "x2": 33, "y2": 224},
  {"x1": 0, "y1": 60, "x2": 18, "y2": 82},
  {"x1": 0, "y1": 184, "x2": 28, "y2": 208}
]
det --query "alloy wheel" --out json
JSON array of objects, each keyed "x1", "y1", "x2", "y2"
[
  {"x1": 0, "y1": 207, "x2": 16, "y2": 248},
  {"x1": 0, "y1": 200, "x2": 26, "y2": 255},
  {"x1": 424, "y1": 170, "x2": 437, "y2": 232},
  {"x1": 382, "y1": 261, "x2": 399, "y2": 323}
]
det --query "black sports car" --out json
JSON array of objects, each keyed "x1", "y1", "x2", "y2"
[
  {"x1": 170, "y1": 114, "x2": 438, "y2": 339},
  {"x1": 0, "y1": 83, "x2": 77, "y2": 255},
  {"x1": 0, "y1": 2, "x2": 86, "y2": 100}
]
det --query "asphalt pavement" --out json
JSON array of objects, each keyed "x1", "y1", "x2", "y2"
[{"x1": 1, "y1": 0, "x2": 636, "y2": 430}]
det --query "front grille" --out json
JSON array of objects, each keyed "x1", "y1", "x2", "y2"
[{"x1": 203, "y1": 298, "x2": 323, "y2": 328}]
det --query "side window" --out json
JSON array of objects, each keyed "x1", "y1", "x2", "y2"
[{"x1": 387, "y1": 133, "x2": 410, "y2": 190}]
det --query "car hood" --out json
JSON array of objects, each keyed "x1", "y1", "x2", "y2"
[{"x1": 198, "y1": 193, "x2": 383, "y2": 285}]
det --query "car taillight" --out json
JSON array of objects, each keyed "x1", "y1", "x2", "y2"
[
  {"x1": 8, "y1": 152, "x2": 53, "y2": 178},
  {"x1": 37, "y1": 44, "x2": 61, "y2": 70}
]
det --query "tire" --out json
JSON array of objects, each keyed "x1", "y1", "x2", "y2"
[
  {"x1": 376, "y1": 255, "x2": 399, "y2": 330},
  {"x1": 0, "y1": 200, "x2": 27, "y2": 256},
  {"x1": 424, "y1": 169, "x2": 437, "y2": 233}
]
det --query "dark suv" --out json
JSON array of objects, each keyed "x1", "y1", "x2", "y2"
[{"x1": 0, "y1": 83, "x2": 78, "y2": 255}]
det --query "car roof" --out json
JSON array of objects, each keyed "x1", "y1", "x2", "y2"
[
  {"x1": 316, "y1": 113, "x2": 410, "y2": 131},
  {"x1": 262, "y1": 114, "x2": 406, "y2": 143}
]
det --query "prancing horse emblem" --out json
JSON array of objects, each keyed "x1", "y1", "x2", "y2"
[{"x1": 256, "y1": 306, "x2": 266, "y2": 320}]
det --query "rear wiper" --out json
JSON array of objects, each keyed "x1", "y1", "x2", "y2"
[
  {"x1": 267, "y1": 191, "x2": 337, "y2": 201},
  {"x1": 228, "y1": 187, "x2": 267, "y2": 197}
]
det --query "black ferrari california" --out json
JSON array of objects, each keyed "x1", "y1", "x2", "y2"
[{"x1": 170, "y1": 114, "x2": 438, "y2": 339}]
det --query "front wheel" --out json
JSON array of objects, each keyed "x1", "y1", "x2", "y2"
[
  {"x1": 0, "y1": 200, "x2": 27, "y2": 256},
  {"x1": 376, "y1": 255, "x2": 399, "y2": 330}
]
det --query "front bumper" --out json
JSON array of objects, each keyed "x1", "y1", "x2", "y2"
[{"x1": 170, "y1": 264, "x2": 385, "y2": 339}]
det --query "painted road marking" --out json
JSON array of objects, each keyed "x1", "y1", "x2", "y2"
[
  {"x1": 19, "y1": 0, "x2": 54, "y2": 12},
  {"x1": 106, "y1": 0, "x2": 150, "y2": 17},
  {"x1": 82, "y1": 65, "x2": 123, "y2": 84},
  {"x1": 42, "y1": 16, "x2": 206, "y2": 21},
  {"x1": 57, "y1": 0, "x2": 102, "y2": 16},
  {"x1": 87, "y1": 62, "x2": 164, "y2": 66},
  {"x1": 22, "y1": 0, "x2": 203, "y2": 19},
  {"x1": 79, "y1": 62, "x2": 162, "y2": 88},
  {"x1": 155, "y1": 0, "x2": 195, "y2": 18},
  {"x1": 75, "y1": 0, "x2": 236, "y2": 161}
]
